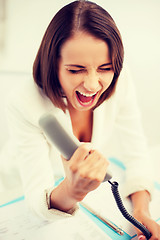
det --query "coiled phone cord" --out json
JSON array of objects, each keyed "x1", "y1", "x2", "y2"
[
  {"x1": 39, "y1": 114, "x2": 152, "y2": 239},
  {"x1": 108, "y1": 180, "x2": 152, "y2": 240}
]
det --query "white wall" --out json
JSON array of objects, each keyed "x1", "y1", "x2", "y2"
[
  {"x1": 0, "y1": 72, "x2": 30, "y2": 148},
  {"x1": 0, "y1": 0, "x2": 160, "y2": 147}
]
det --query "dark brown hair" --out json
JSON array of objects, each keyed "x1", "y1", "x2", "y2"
[{"x1": 33, "y1": 0, "x2": 124, "y2": 111}]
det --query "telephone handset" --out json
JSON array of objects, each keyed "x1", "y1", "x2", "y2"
[
  {"x1": 39, "y1": 113, "x2": 112, "y2": 182},
  {"x1": 39, "y1": 113, "x2": 152, "y2": 240}
]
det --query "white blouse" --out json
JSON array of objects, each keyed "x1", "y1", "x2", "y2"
[{"x1": 0, "y1": 67, "x2": 154, "y2": 220}]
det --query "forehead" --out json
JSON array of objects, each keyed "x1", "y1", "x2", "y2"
[{"x1": 60, "y1": 31, "x2": 111, "y2": 66}]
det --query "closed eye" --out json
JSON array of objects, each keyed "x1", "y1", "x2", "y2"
[
  {"x1": 68, "y1": 69, "x2": 86, "y2": 74},
  {"x1": 98, "y1": 67, "x2": 112, "y2": 71}
]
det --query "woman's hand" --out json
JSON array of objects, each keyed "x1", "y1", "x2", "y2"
[
  {"x1": 133, "y1": 209, "x2": 160, "y2": 240},
  {"x1": 62, "y1": 143, "x2": 109, "y2": 201},
  {"x1": 50, "y1": 143, "x2": 109, "y2": 212},
  {"x1": 131, "y1": 191, "x2": 160, "y2": 240}
]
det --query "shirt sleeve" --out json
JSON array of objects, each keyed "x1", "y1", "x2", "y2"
[
  {"x1": 114, "y1": 68, "x2": 154, "y2": 199},
  {"x1": 5, "y1": 90, "x2": 78, "y2": 221}
]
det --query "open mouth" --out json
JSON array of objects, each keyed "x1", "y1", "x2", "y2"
[{"x1": 76, "y1": 91, "x2": 97, "y2": 106}]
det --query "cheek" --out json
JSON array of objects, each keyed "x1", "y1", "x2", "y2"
[
  {"x1": 61, "y1": 72, "x2": 82, "y2": 89},
  {"x1": 59, "y1": 73, "x2": 77, "y2": 95},
  {"x1": 102, "y1": 72, "x2": 114, "y2": 89}
]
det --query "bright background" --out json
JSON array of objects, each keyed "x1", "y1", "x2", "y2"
[{"x1": 0, "y1": 0, "x2": 160, "y2": 153}]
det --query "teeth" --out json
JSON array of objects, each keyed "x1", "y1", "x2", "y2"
[{"x1": 78, "y1": 91, "x2": 96, "y2": 97}]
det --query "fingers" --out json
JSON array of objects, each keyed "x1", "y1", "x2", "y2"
[
  {"x1": 149, "y1": 221, "x2": 160, "y2": 240},
  {"x1": 71, "y1": 143, "x2": 93, "y2": 163},
  {"x1": 61, "y1": 143, "x2": 92, "y2": 174},
  {"x1": 78, "y1": 149, "x2": 109, "y2": 182},
  {"x1": 62, "y1": 142, "x2": 110, "y2": 199},
  {"x1": 61, "y1": 143, "x2": 92, "y2": 162},
  {"x1": 66, "y1": 143, "x2": 93, "y2": 174},
  {"x1": 134, "y1": 216, "x2": 160, "y2": 240},
  {"x1": 70, "y1": 144, "x2": 109, "y2": 181}
]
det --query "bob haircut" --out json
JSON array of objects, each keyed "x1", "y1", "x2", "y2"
[{"x1": 33, "y1": 0, "x2": 124, "y2": 111}]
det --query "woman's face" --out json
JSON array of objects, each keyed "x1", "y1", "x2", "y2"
[{"x1": 58, "y1": 31, "x2": 114, "y2": 112}]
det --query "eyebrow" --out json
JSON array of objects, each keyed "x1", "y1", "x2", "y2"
[
  {"x1": 64, "y1": 63, "x2": 112, "y2": 68},
  {"x1": 64, "y1": 64, "x2": 85, "y2": 68},
  {"x1": 99, "y1": 63, "x2": 112, "y2": 67}
]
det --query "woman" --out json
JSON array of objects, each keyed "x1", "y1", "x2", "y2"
[{"x1": 2, "y1": 1, "x2": 159, "y2": 239}]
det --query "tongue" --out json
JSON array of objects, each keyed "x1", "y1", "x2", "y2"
[{"x1": 76, "y1": 91, "x2": 93, "y2": 103}]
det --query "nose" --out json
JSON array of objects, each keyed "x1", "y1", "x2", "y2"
[{"x1": 83, "y1": 70, "x2": 100, "y2": 92}]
